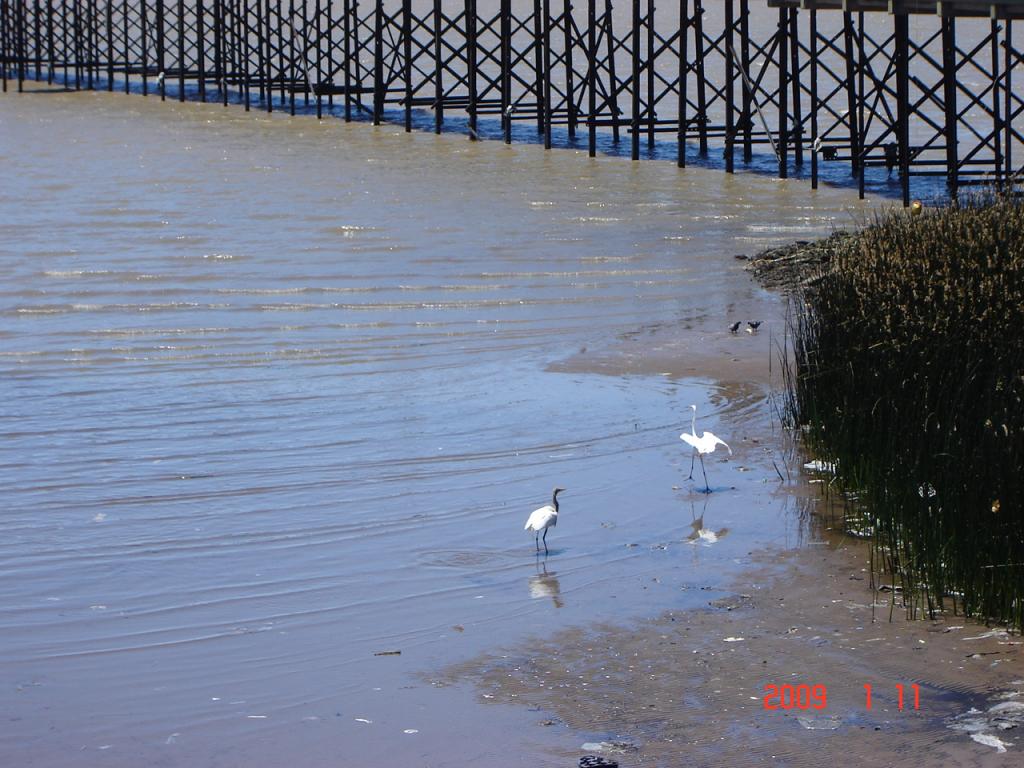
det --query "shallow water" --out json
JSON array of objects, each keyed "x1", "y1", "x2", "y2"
[{"x1": 0, "y1": 88, "x2": 873, "y2": 765}]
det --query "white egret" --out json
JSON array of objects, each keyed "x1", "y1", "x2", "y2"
[
  {"x1": 680, "y1": 405, "x2": 731, "y2": 493},
  {"x1": 524, "y1": 487, "x2": 564, "y2": 554}
]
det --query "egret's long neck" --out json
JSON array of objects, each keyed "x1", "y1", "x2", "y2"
[
  {"x1": 690, "y1": 408, "x2": 697, "y2": 437},
  {"x1": 552, "y1": 491, "x2": 560, "y2": 512}
]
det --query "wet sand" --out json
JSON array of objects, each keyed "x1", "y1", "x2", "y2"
[
  {"x1": 550, "y1": 313, "x2": 781, "y2": 389},
  {"x1": 448, "y1": 313, "x2": 1024, "y2": 767},
  {"x1": 446, "y1": 536, "x2": 1024, "y2": 766}
]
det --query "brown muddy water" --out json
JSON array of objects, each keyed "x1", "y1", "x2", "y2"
[{"x1": 1, "y1": 89, "x2": 1020, "y2": 768}]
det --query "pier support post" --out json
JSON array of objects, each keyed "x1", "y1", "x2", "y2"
[
  {"x1": 602, "y1": 0, "x2": 617, "y2": 143},
  {"x1": 258, "y1": 0, "x2": 270, "y2": 110},
  {"x1": 35, "y1": 0, "x2": 42, "y2": 82},
  {"x1": 154, "y1": 0, "x2": 163, "y2": 99},
  {"x1": 214, "y1": 0, "x2": 225, "y2": 105},
  {"x1": 299, "y1": 0, "x2": 306, "y2": 107},
  {"x1": 723, "y1": 0, "x2": 733, "y2": 173},
  {"x1": 1005, "y1": 19, "x2": 1012, "y2": 180},
  {"x1": 587, "y1": 0, "x2": 596, "y2": 155},
  {"x1": 373, "y1": 0, "x2": 383, "y2": 124},
  {"x1": 809, "y1": 8, "x2": 817, "y2": 189},
  {"x1": 680, "y1": 0, "x2": 690, "y2": 168},
  {"x1": 857, "y1": 11, "x2": 865, "y2": 199},
  {"x1": 842, "y1": 11, "x2": 858, "y2": 178},
  {"x1": 197, "y1": 0, "x2": 206, "y2": 101},
  {"x1": 532, "y1": 0, "x2": 543, "y2": 134},
  {"x1": 402, "y1": 0, "x2": 410, "y2": 130},
  {"x1": 789, "y1": 6, "x2": 802, "y2": 167},
  {"x1": 467, "y1": 0, "x2": 478, "y2": 140},
  {"x1": 630, "y1": 0, "x2": 639, "y2": 160},
  {"x1": 314, "y1": 0, "x2": 324, "y2": 118},
  {"x1": 16, "y1": 0, "x2": 25, "y2": 92},
  {"x1": 501, "y1": 0, "x2": 511, "y2": 143},
  {"x1": 177, "y1": 0, "x2": 185, "y2": 100},
  {"x1": 543, "y1": 0, "x2": 552, "y2": 149},
  {"x1": 694, "y1": 0, "x2": 706, "y2": 154},
  {"x1": 564, "y1": 0, "x2": 575, "y2": 139},
  {"x1": 941, "y1": 12, "x2": 959, "y2": 197},
  {"x1": 777, "y1": 5, "x2": 788, "y2": 179},
  {"x1": 1, "y1": 0, "x2": 7, "y2": 93},
  {"x1": 432, "y1": 0, "x2": 442, "y2": 132},
  {"x1": 103, "y1": 0, "x2": 112, "y2": 88},
  {"x1": 239, "y1": 0, "x2": 251, "y2": 111},
  {"x1": 645, "y1": 0, "x2": 653, "y2": 148},
  {"x1": 740, "y1": 0, "x2": 751, "y2": 162},
  {"x1": 46, "y1": 0, "x2": 55, "y2": 86},
  {"x1": 289, "y1": 0, "x2": 297, "y2": 115},
  {"x1": 991, "y1": 17, "x2": 1001, "y2": 185},
  {"x1": 895, "y1": 11, "x2": 910, "y2": 207}
]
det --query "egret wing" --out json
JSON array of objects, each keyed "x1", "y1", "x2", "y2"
[
  {"x1": 680, "y1": 433, "x2": 701, "y2": 450},
  {"x1": 705, "y1": 432, "x2": 732, "y2": 455},
  {"x1": 525, "y1": 505, "x2": 556, "y2": 531}
]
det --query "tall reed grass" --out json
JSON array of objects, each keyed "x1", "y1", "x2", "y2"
[{"x1": 786, "y1": 196, "x2": 1024, "y2": 630}]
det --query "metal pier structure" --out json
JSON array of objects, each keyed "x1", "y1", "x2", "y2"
[{"x1": 2, "y1": 0, "x2": 1022, "y2": 202}]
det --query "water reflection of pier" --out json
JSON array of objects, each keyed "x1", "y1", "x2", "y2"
[{"x1": 2, "y1": 0, "x2": 1021, "y2": 202}]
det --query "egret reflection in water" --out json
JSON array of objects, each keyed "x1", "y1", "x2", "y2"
[
  {"x1": 528, "y1": 559, "x2": 564, "y2": 609},
  {"x1": 686, "y1": 498, "x2": 730, "y2": 547}
]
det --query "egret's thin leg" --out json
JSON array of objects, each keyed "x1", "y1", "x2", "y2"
[
  {"x1": 688, "y1": 449, "x2": 696, "y2": 480},
  {"x1": 700, "y1": 453, "x2": 710, "y2": 493},
  {"x1": 542, "y1": 528, "x2": 549, "y2": 555}
]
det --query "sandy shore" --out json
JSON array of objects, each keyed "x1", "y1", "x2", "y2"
[
  {"x1": 446, "y1": 297, "x2": 1024, "y2": 767},
  {"x1": 448, "y1": 531, "x2": 1023, "y2": 766}
]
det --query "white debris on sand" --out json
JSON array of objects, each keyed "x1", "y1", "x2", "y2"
[
  {"x1": 581, "y1": 740, "x2": 638, "y2": 754},
  {"x1": 802, "y1": 460, "x2": 836, "y2": 474},
  {"x1": 970, "y1": 733, "x2": 1009, "y2": 753},
  {"x1": 963, "y1": 629, "x2": 1011, "y2": 641},
  {"x1": 950, "y1": 687, "x2": 1024, "y2": 752},
  {"x1": 797, "y1": 715, "x2": 841, "y2": 731}
]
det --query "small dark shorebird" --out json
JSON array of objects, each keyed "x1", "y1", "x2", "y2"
[
  {"x1": 746, "y1": 320, "x2": 762, "y2": 334},
  {"x1": 728, "y1": 321, "x2": 741, "y2": 334}
]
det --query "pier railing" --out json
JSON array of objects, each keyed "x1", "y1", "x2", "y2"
[{"x1": 2, "y1": 0, "x2": 1022, "y2": 202}]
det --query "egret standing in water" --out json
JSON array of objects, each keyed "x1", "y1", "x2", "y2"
[
  {"x1": 524, "y1": 488, "x2": 565, "y2": 554},
  {"x1": 680, "y1": 405, "x2": 731, "y2": 493}
]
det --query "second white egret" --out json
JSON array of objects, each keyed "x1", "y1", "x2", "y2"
[{"x1": 680, "y1": 405, "x2": 731, "y2": 493}]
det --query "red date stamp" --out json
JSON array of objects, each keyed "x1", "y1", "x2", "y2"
[
  {"x1": 762, "y1": 683, "x2": 921, "y2": 711},
  {"x1": 762, "y1": 684, "x2": 828, "y2": 710}
]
